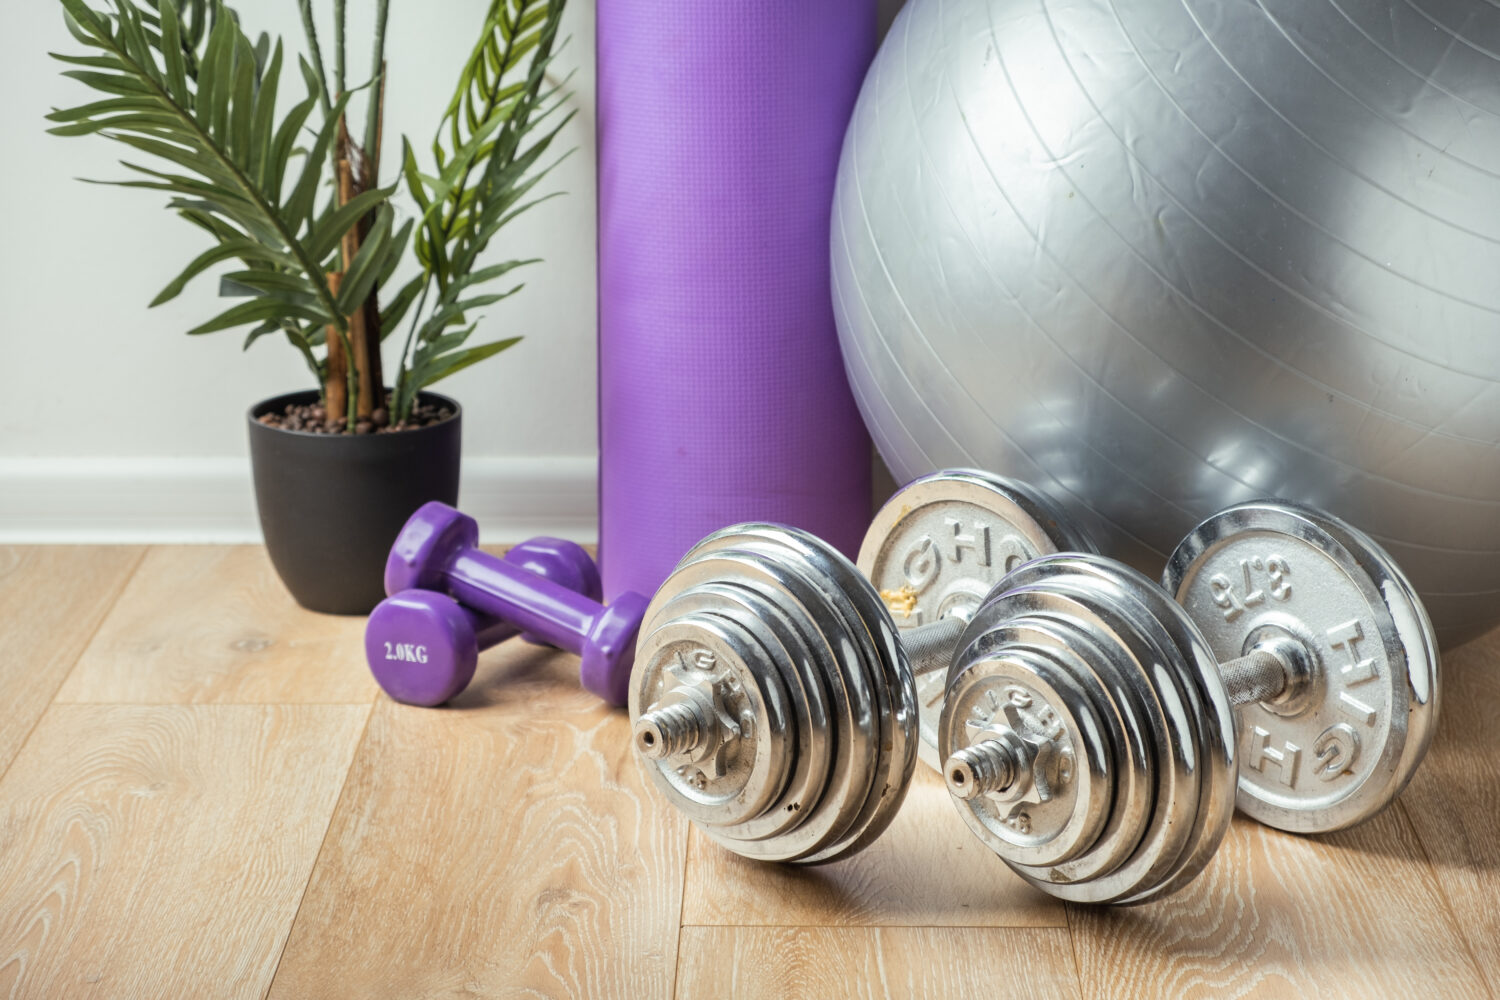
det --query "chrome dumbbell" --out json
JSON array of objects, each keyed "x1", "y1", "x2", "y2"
[
  {"x1": 939, "y1": 501, "x2": 1440, "y2": 904},
  {"x1": 627, "y1": 469, "x2": 1092, "y2": 863}
]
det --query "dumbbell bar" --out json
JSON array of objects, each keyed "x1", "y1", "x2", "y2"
[
  {"x1": 939, "y1": 501, "x2": 1440, "y2": 904},
  {"x1": 628, "y1": 469, "x2": 1092, "y2": 863},
  {"x1": 366, "y1": 537, "x2": 603, "y2": 706},
  {"x1": 381, "y1": 502, "x2": 650, "y2": 706}
]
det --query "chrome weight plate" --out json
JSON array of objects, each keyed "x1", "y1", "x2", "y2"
[
  {"x1": 633, "y1": 524, "x2": 918, "y2": 864},
  {"x1": 960, "y1": 594, "x2": 1157, "y2": 897},
  {"x1": 642, "y1": 578, "x2": 829, "y2": 843},
  {"x1": 737, "y1": 525, "x2": 917, "y2": 863},
  {"x1": 631, "y1": 611, "x2": 793, "y2": 828},
  {"x1": 675, "y1": 529, "x2": 883, "y2": 862},
  {"x1": 1164, "y1": 502, "x2": 1441, "y2": 834},
  {"x1": 1000, "y1": 561, "x2": 1201, "y2": 904},
  {"x1": 859, "y1": 469, "x2": 1096, "y2": 772},
  {"x1": 1041, "y1": 556, "x2": 1237, "y2": 905},
  {"x1": 684, "y1": 536, "x2": 876, "y2": 863},
  {"x1": 636, "y1": 531, "x2": 872, "y2": 862}
]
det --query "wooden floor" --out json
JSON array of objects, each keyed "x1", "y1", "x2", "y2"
[{"x1": 1, "y1": 545, "x2": 1497, "y2": 999}]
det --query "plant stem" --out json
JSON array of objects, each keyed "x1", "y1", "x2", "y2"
[
  {"x1": 295, "y1": 0, "x2": 331, "y2": 112},
  {"x1": 364, "y1": 0, "x2": 389, "y2": 186},
  {"x1": 324, "y1": 270, "x2": 349, "y2": 421},
  {"x1": 353, "y1": 4, "x2": 391, "y2": 417},
  {"x1": 333, "y1": 0, "x2": 346, "y2": 96},
  {"x1": 338, "y1": 156, "x2": 380, "y2": 420},
  {"x1": 392, "y1": 281, "x2": 431, "y2": 423}
]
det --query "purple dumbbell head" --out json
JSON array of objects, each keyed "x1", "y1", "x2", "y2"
[
  {"x1": 580, "y1": 590, "x2": 650, "y2": 707},
  {"x1": 366, "y1": 590, "x2": 480, "y2": 706},
  {"x1": 502, "y1": 537, "x2": 601, "y2": 601},
  {"x1": 385, "y1": 501, "x2": 480, "y2": 596},
  {"x1": 367, "y1": 537, "x2": 604, "y2": 706}
]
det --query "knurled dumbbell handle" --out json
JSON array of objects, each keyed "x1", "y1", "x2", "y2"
[
  {"x1": 444, "y1": 548, "x2": 601, "y2": 657},
  {"x1": 1219, "y1": 648, "x2": 1290, "y2": 707},
  {"x1": 904, "y1": 616, "x2": 968, "y2": 678}
]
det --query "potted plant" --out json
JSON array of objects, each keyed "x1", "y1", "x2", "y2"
[{"x1": 47, "y1": 0, "x2": 570, "y2": 612}]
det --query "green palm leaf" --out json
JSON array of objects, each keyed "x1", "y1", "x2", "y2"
[
  {"x1": 47, "y1": 0, "x2": 404, "y2": 385},
  {"x1": 392, "y1": 0, "x2": 570, "y2": 417}
]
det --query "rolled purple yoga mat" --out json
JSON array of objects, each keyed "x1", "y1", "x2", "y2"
[{"x1": 597, "y1": 0, "x2": 876, "y2": 601}]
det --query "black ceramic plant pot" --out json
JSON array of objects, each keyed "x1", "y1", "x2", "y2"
[{"x1": 248, "y1": 390, "x2": 462, "y2": 615}]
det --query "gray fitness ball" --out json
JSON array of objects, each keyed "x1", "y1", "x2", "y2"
[{"x1": 832, "y1": 0, "x2": 1500, "y2": 648}]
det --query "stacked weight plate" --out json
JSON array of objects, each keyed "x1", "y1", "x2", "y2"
[
  {"x1": 942, "y1": 554, "x2": 1238, "y2": 904},
  {"x1": 631, "y1": 524, "x2": 919, "y2": 863}
]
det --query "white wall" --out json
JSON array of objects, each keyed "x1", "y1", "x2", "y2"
[{"x1": 0, "y1": 0, "x2": 599, "y2": 540}]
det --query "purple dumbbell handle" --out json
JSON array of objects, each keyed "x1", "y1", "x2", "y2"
[
  {"x1": 443, "y1": 548, "x2": 601, "y2": 657},
  {"x1": 443, "y1": 543, "x2": 648, "y2": 704},
  {"x1": 474, "y1": 613, "x2": 522, "y2": 649},
  {"x1": 475, "y1": 540, "x2": 603, "y2": 647},
  {"x1": 384, "y1": 536, "x2": 603, "y2": 653}
]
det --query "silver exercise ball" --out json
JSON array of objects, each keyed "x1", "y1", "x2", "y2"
[{"x1": 832, "y1": 0, "x2": 1500, "y2": 648}]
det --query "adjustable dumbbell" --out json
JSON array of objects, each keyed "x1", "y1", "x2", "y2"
[
  {"x1": 937, "y1": 500, "x2": 1440, "y2": 905},
  {"x1": 366, "y1": 537, "x2": 603, "y2": 706},
  {"x1": 628, "y1": 469, "x2": 1093, "y2": 863},
  {"x1": 384, "y1": 502, "x2": 651, "y2": 706}
]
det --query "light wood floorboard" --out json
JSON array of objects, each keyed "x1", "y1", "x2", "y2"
[
  {"x1": 0, "y1": 703, "x2": 367, "y2": 999},
  {"x1": 0, "y1": 546, "x2": 144, "y2": 773},
  {"x1": 268, "y1": 652, "x2": 689, "y2": 1000},
  {"x1": 1397, "y1": 628, "x2": 1500, "y2": 997},
  {"x1": 57, "y1": 546, "x2": 376, "y2": 705},
  {"x1": 674, "y1": 926, "x2": 1083, "y2": 999},
  {"x1": 1066, "y1": 808, "x2": 1491, "y2": 999},
  {"x1": 682, "y1": 767, "x2": 1065, "y2": 927},
  {"x1": 0, "y1": 545, "x2": 1496, "y2": 999}
]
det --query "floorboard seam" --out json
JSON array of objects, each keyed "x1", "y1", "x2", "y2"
[
  {"x1": 260, "y1": 697, "x2": 379, "y2": 1000},
  {"x1": 1063, "y1": 902, "x2": 1089, "y2": 1000},
  {"x1": 669, "y1": 829, "x2": 693, "y2": 999},
  {"x1": 0, "y1": 545, "x2": 148, "y2": 788}
]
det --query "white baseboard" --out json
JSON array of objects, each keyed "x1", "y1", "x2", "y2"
[{"x1": 0, "y1": 456, "x2": 599, "y2": 544}]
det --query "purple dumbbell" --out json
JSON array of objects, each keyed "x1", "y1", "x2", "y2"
[
  {"x1": 366, "y1": 537, "x2": 603, "y2": 706},
  {"x1": 384, "y1": 502, "x2": 650, "y2": 707}
]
